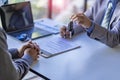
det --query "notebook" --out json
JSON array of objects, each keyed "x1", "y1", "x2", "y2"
[{"x1": 0, "y1": 1, "x2": 53, "y2": 42}]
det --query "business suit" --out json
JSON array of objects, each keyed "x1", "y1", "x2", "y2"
[
  {"x1": 0, "y1": 28, "x2": 31, "y2": 80},
  {"x1": 74, "y1": 0, "x2": 120, "y2": 47}
]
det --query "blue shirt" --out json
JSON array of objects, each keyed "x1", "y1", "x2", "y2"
[{"x1": 86, "y1": 0, "x2": 119, "y2": 35}]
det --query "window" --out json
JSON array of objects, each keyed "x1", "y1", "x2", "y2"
[
  {"x1": 7, "y1": 0, "x2": 95, "y2": 24},
  {"x1": 9, "y1": 0, "x2": 48, "y2": 20}
]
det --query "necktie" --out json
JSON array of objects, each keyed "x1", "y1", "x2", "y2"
[{"x1": 101, "y1": 2, "x2": 113, "y2": 29}]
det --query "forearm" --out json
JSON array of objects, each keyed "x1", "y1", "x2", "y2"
[
  {"x1": 0, "y1": 46, "x2": 34, "y2": 80},
  {"x1": 9, "y1": 48, "x2": 20, "y2": 59},
  {"x1": 0, "y1": 48, "x2": 33, "y2": 80},
  {"x1": 0, "y1": 28, "x2": 34, "y2": 80},
  {"x1": 72, "y1": 3, "x2": 95, "y2": 36},
  {"x1": 14, "y1": 53, "x2": 34, "y2": 79},
  {"x1": 88, "y1": 22, "x2": 120, "y2": 47},
  {"x1": 0, "y1": 46, "x2": 19, "y2": 80}
]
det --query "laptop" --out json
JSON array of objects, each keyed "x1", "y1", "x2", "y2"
[{"x1": 0, "y1": 1, "x2": 53, "y2": 42}]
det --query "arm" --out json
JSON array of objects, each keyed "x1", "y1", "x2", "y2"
[
  {"x1": 9, "y1": 48, "x2": 20, "y2": 59},
  {"x1": 71, "y1": 13, "x2": 120, "y2": 47},
  {"x1": 72, "y1": 0, "x2": 97, "y2": 35},
  {"x1": 60, "y1": 0, "x2": 98, "y2": 38},
  {"x1": 89, "y1": 21, "x2": 120, "y2": 47},
  {"x1": 8, "y1": 42, "x2": 34, "y2": 59},
  {"x1": 0, "y1": 28, "x2": 34, "y2": 80},
  {"x1": 87, "y1": 1, "x2": 120, "y2": 47},
  {"x1": 0, "y1": 28, "x2": 19, "y2": 80},
  {"x1": 71, "y1": 0, "x2": 120, "y2": 47}
]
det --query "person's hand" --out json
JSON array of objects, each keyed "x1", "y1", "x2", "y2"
[
  {"x1": 60, "y1": 26, "x2": 71, "y2": 39},
  {"x1": 18, "y1": 41, "x2": 31, "y2": 58},
  {"x1": 24, "y1": 42, "x2": 40, "y2": 60},
  {"x1": 71, "y1": 13, "x2": 91, "y2": 28},
  {"x1": 18, "y1": 41, "x2": 39, "y2": 58}
]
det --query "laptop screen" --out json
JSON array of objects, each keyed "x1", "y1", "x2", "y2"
[{"x1": 0, "y1": 1, "x2": 34, "y2": 32}]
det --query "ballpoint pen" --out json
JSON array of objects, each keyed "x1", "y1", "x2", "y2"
[{"x1": 68, "y1": 21, "x2": 74, "y2": 39}]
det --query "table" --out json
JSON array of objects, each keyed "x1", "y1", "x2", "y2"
[{"x1": 7, "y1": 32, "x2": 120, "y2": 80}]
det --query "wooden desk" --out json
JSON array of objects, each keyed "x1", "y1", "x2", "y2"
[{"x1": 8, "y1": 33, "x2": 120, "y2": 80}]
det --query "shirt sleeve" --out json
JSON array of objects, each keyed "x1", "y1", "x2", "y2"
[
  {"x1": 8, "y1": 48, "x2": 20, "y2": 59},
  {"x1": 0, "y1": 28, "x2": 34, "y2": 80},
  {"x1": 86, "y1": 21, "x2": 95, "y2": 36}
]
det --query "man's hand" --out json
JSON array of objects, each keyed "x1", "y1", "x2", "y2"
[
  {"x1": 24, "y1": 42, "x2": 40, "y2": 60},
  {"x1": 18, "y1": 41, "x2": 40, "y2": 58},
  {"x1": 60, "y1": 26, "x2": 71, "y2": 39},
  {"x1": 60, "y1": 13, "x2": 91, "y2": 39},
  {"x1": 71, "y1": 13, "x2": 91, "y2": 28}
]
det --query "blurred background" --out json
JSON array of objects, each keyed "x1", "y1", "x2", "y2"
[{"x1": 9, "y1": 0, "x2": 95, "y2": 24}]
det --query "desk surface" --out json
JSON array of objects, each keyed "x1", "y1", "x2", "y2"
[{"x1": 7, "y1": 33, "x2": 120, "y2": 80}]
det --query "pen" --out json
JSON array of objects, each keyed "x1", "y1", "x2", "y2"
[{"x1": 68, "y1": 21, "x2": 73, "y2": 39}]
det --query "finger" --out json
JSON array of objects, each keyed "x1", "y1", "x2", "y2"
[
  {"x1": 65, "y1": 31, "x2": 70, "y2": 38},
  {"x1": 70, "y1": 14, "x2": 76, "y2": 19},
  {"x1": 24, "y1": 41, "x2": 34, "y2": 48},
  {"x1": 77, "y1": 15, "x2": 84, "y2": 24},
  {"x1": 60, "y1": 26, "x2": 67, "y2": 38},
  {"x1": 75, "y1": 14, "x2": 84, "y2": 21},
  {"x1": 34, "y1": 43, "x2": 40, "y2": 51},
  {"x1": 72, "y1": 15, "x2": 84, "y2": 24},
  {"x1": 27, "y1": 43, "x2": 35, "y2": 48},
  {"x1": 71, "y1": 14, "x2": 77, "y2": 21},
  {"x1": 28, "y1": 40, "x2": 32, "y2": 44},
  {"x1": 32, "y1": 42, "x2": 40, "y2": 52},
  {"x1": 77, "y1": 14, "x2": 84, "y2": 19},
  {"x1": 60, "y1": 26, "x2": 66, "y2": 31},
  {"x1": 78, "y1": 19, "x2": 84, "y2": 24},
  {"x1": 35, "y1": 54, "x2": 40, "y2": 60},
  {"x1": 37, "y1": 55, "x2": 40, "y2": 58},
  {"x1": 28, "y1": 41, "x2": 39, "y2": 49},
  {"x1": 71, "y1": 13, "x2": 81, "y2": 20},
  {"x1": 60, "y1": 31, "x2": 66, "y2": 38},
  {"x1": 37, "y1": 52, "x2": 40, "y2": 55}
]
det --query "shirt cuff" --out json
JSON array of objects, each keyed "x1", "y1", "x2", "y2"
[
  {"x1": 22, "y1": 53, "x2": 34, "y2": 66},
  {"x1": 86, "y1": 21, "x2": 95, "y2": 35},
  {"x1": 9, "y1": 48, "x2": 20, "y2": 59}
]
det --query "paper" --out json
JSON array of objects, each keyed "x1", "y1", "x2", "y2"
[{"x1": 38, "y1": 35, "x2": 80, "y2": 57}]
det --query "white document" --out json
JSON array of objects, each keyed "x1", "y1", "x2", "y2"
[{"x1": 38, "y1": 35, "x2": 80, "y2": 57}]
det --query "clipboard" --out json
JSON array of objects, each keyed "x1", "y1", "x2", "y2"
[{"x1": 38, "y1": 35, "x2": 80, "y2": 58}]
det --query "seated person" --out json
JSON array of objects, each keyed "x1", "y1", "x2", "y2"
[
  {"x1": 0, "y1": 28, "x2": 40, "y2": 80},
  {"x1": 0, "y1": 1, "x2": 40, "y2": 80},
  {"x1": 60, "y1": 0, "x2": 120, "y2": 47}
]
